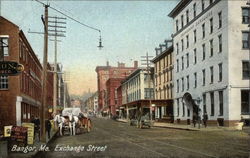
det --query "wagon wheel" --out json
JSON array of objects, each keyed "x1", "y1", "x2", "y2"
[{"x1": 87, "y1": 120, "x2": 91, "y2": 132}]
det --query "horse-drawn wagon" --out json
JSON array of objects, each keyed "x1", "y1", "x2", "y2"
[{"x1": 54, "y1": 108, "x2": 92, "y2": 136}]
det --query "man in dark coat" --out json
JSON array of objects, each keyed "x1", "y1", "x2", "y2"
[
  {"x1": 203, "y1": 112, "x2": 208, "y2": 128},
  {"x1": 45, "y1": 119, "x2": 52, "y2": 139}
]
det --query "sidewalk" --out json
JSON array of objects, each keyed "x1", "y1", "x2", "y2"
[
  {"x1": 7, "y1": 129, "x2": 57, "y2": 158},
  {"x1": 116, "y1": 119, "x2": 250, "y2": 132}
]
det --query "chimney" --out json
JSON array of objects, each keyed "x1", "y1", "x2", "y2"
[
  {"x1": 106, "y1": 61, "x2": 109, "y2": 66},
  {"x1": 134, "y1": 61, "x2": 138, "y2": 68},
  {"x1": 155, "y1": 48, "x2": 158, "y2": 56},
  {"x1": 164, "y1": 39, "x2": 173, "y2": 48},
  {"x1": 118, "y1": 62, "x2": 125, "y2": 67},
  {"x1": 159, "y1": 44, "x2": 163, "y2": 53}
]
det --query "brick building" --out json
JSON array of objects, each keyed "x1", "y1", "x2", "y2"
[
  {"x1": 106, "y1": 78, "x2": 124, "y2": 116},
  {"x1": 0, "y1": 16, "x2": 53, "y2": 129},
  {"x1": 95, "y1": 61, "x2": 138, "y2": 113}
]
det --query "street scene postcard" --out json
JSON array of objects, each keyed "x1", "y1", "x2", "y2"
[{"x1": 0, "y1": 0, "x2": 250, "y2": 158}]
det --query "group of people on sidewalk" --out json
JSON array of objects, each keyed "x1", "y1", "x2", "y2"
[
  {"x1": 192, "y1": 112, "x2": 208, "y2": 128},
  {"x1": 30, "y1": 115, "x2": 52, "y2": 141}
]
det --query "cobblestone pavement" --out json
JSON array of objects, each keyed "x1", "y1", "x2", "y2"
[{"x1": 37, "y1": 118, "x2": 250, "y2": 158}]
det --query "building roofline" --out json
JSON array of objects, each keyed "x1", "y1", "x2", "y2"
[
  {"x1": 19, "y1": 30, "x2": 43, "y2": 69},
  {"x1": 168, "y1": 0, "x2": 192, "y2": 18},
  {"x1": 0, "y1": 16, "x2": 19, "y2": 28},
  {"x1": 151, "y1": 45, "x2": 173, "y2": 63}
]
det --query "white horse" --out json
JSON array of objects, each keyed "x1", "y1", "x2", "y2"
[
  {"x1": 68, "y1": 114, "x2": 79, "y2": 135},
  {"x1": 53, "y1": 114, "x2": 67, "y2": 136}
]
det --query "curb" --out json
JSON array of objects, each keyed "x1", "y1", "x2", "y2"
[{"x1": 33, "y1": 130, "x2": 58, "y2": 158}]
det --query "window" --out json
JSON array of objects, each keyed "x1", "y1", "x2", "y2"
[
  {"x1": 193, "y1": 3, "x2": 196, "y2": 17},
  {"x1": 194, "y1": 72, "x2": 197, "y2": 88},
  {"x1": 218, "y1": 34, "x2": 222, "y2": 52},
  {"x1": 202, "y1": 44, "x2": 206, "y2": 60},
  {"x1": 181, "y1": 77, "x2": 184, "y2": 92},
  {"x1": 186, "y1": 53, "x2": 189, "y2": 68},
  {"x1": 194, "y1": 30, "x2": 197, "y2": 43},
  {"x1": 181, "y1": 15, "x2": 184, "y2": 28},
  {"x1": 242, "y1": 61, "x2": 250, "y2": 79},
  {"x1": 202, "y1": 23, "x2": 205, "y2": 38},
  {"x1": 242, "y1": 8, "x2": 250, "y2": 24},
  {"x1": 202, "y1": 0, "x2": 205, "y2": 11},
  {"x1": 194, "y1": 49, "x2": 197, "y2": 64},
  {"x1": 186, "y1": 75, "x2": 189, "y2": 90},
  {"x1": 0, "y1": 37, "x2": 9, "y2": 56},
  {"x1": 219, "y1": 91, "x2": 223, "y2": 116},
  {"x1": 181, "y1": 39, "x2": 184, "y2": 51},
  {"x1": 218, "y1": 12, "x2": 222, "y2": 28},
  {"x1": 219, "y1": 63, "x2": 223, "y2": 82},
  {"x1": 210, "y1": 92, "x2": 214, "y2": 116},
  {"x1": 210, "y1": 39, "x2": 213, "y2": 57},
  {"x1": 186, "y1": 10, "x2": 189, "y2": 23},
  {"x1": 202, "y1": 69, "x2": 206, "y2": 86},
  {"x1": 177, "y1": 79, "x2": 179, "y2": 93},
  {"x1": 203, "y1": 93, "x2": 206, "y2": 113},
  {"x1": 242, "y1": 32, "x2": 250, "y2": 49},
  {"x1": 176, "y1": 20, "x2": 179, "y2": 32},
  {"x1": 176, "y1": 43, "x2": 179, "y2": 54},
  {"x1": 182, "y1": 102, "x2": 185, "y2": 116},
  {"x1": 186, "y1": 35, "x2": 189, "y2": 48},
  {"x1": 177, "y1": 59, "x2": 179, "y2": 72},
  {"x1": 181, "y1": 56, "x2": 184, "y2": 70},
  {"x1": 210, "y1": 66, "x2": 214, "y2": 83},
  {"x1": 241, "y1": 90, "x2": 250, "y2": 114},
  {"x1": 0, "y1": 76, "x2": 8, "y2": 89},
  {"x1": 210, "y1": 18, "x2": 213, "y2": 34}
]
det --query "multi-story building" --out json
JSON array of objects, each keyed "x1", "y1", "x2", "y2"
[
  {"x1": 152, "y1": 42, "x2": 174, "y2": 122},
  {"x1": 95, "y1": 61, "x2": 138, "y2": 112},
  {"x1": 106, "y1": 78, "x2": 124, "y2": 116},
  {"x1": 0, "y1": 16, "x2": 54, "y2": 128},
  {"x1": 121, "y1": 68, "x2": 164, "y2": 120},
  {"x1": 169, "y1": 0, "x2": 250, "y2": 126}
]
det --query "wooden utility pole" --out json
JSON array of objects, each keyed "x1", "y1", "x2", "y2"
[
  {"x1": 41, "y1": 4, "x2": 49, "y2": 143},
  {"x1": 141, "y1": 53, "x2": 153, "y2": 120},
  {"x1": 48, "y1": 16, "x2": 66, "y2": 115}
]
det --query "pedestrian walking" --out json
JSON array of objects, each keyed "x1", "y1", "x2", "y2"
[
  {"x1": 45, "y1": 119, "x2": 52, "y2": 139},
  {"x1": 203, "y1": 112, "x2": 208, "y2": 128},
  {"x1": 31, "y1": 115, "x2": 40, "y2": 141},
  {"x1": 193, "y1": 113, "x2": 197, "y2": 127}
]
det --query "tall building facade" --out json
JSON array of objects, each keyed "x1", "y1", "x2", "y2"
[
  {"x1": 0, "y1": 16, "x2": 53, "y2": 128},
  {"x1": 169, "y1": 0, "x2": 250, "y2": 126},
  {"x1": 152, "y1": 44, "x2": 174, "y2": 121},
  {"x1": 95, "y1": 61, "x2": 138, "y2": 112}
]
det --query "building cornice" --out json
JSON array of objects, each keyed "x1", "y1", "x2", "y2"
[
  {"x1": 168, "y1": 0, "x2": 192, "y2": 18},
  {"x1": 171, "y1": 0, "x2": 221, "y2": 38},
  {"x1": 151, "y1": 46, "x2": 173, "y2": 63}
]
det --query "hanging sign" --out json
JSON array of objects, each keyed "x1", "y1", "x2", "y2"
[{"x1": 0, "y1": 61, "x2": 24, "y2": 76}]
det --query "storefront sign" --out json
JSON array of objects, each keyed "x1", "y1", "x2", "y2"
[
  {"x1": 11, "y1": 126, "x2": 28, "y2": 144},
  {"x1": 0, "y1": 61, "x2": 24, "y2": 76},
  {"x1": 4, "y1": 126, "x2": 12, "y2": 137},
  {"x1": 22, "y1": 123, "x2": 34, "y2": 145}
]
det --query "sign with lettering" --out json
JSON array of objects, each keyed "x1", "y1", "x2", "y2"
[
  {"x1": 22, "y1": 123, "x2": 34, "y2": 145},
  {"x1": 11, "y1": 126, "x2": 28, "y2": 144},
  {"x1": 0, "y1": 61, "x2": 24, "y2": 76}
]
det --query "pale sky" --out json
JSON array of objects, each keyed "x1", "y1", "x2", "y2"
[{"x1": 1, "y1": 0, "x2": 178, "y2": 95}]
